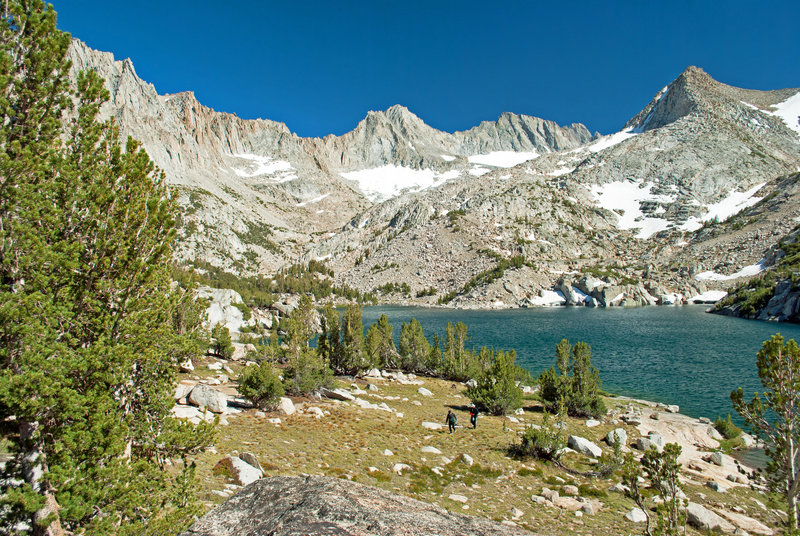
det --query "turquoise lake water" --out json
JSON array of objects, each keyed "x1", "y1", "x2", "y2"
[{"x1": 362, "y1": 305, "x2": 800, "y2": 423}]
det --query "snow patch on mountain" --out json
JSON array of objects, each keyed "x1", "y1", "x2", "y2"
[
  {"x1": 679, "y1": 183, "x2": 766, "y2": 231},
  {"x1": 586, "y1": 128, "x2": 638, "y2": 153},
  {"x1": 440, "y1": 154, "x2": 456, "y2": 162},
  {"x1": 590, "y1": 179, "x2": 675, "y2": 238},
  {"x1": 231, "y1": 153, "x2": 294, "y2": 178},
  {"x1": 467, "y1": 151, "x2": 539, "y2": 167},
  {"x1": 341, "y1": 165, "x2": 459, "y2": 202},
  {"x1": 531, "y1": 290, "x2": 566, "y2": 306},
  {"x1": 695, "y1": 260, "x2": 766, "y2": 281},
  {"x1": 688, "y1": 290, "x2": 728, "y2": 303},
  {"x1": 468, "y1": 167, "x2": 491, "y2": 177},
  {"x1": 769, "y1": 91, "x2": 800, "y2": 135}
]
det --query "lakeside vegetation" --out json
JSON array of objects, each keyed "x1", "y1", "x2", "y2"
[{"x1": 172, "y1": 259, "x2": 377, "y2": 307}]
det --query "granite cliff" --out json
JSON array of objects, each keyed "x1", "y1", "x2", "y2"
[{"x1": 68, "y1": 40, "x2": 800, "y2": 312}]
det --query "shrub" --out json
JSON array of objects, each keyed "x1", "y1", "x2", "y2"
[
  {"x1": 623, "y1": 443, "x2": 687, "y2": 536},
  {"x1": 283, "y1": 348, "x2": 333, "y2": 395},
  {"x1": 714, "y1": 414, "x2": 743, "y2": 439},
  {"x1": 237, "y1": 362, "x2": 284, "y2": 410},
  {"x1": 508, "y1": 411, "x2": 565, "y2": 461}
]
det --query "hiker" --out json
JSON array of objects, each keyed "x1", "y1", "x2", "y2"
[
  {"x1": 469, "y1": 406, "x2": 478, "y2": 429},
  {"x1": 445, "y1": 409, "x2": 457, "y2": 433}
]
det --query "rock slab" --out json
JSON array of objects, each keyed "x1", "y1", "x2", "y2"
[
  {"x1": 179, "y1": 476, "x2": 536, "y2": 536},
  {"x1": 687, "y1": 502, "x2": 735, "y2": 533},
  {"x1": 188, "y1": 384, "x2": 228, "y2": 414},
  {"x1": 567, "y1": 435, "x2": 603, "y2": 457}
]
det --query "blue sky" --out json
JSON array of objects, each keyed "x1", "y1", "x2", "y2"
[{"x1": 56, "y1": 1, "x2": 799, "y2": 138}]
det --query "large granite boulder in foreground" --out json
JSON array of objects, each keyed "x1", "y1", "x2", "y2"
[{"x1": 179, "y1": 476, "x2": 535, "y2": 536}]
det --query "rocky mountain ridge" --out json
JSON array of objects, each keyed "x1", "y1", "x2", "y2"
[
  {"x1": 68, "y1": 39, "x2": 800, "y2": 311},
  {"x1": 67, "y1": 39, "x2": 592, "y2": 275}
]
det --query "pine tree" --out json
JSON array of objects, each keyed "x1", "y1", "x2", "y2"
[
  {"x1": 210, "y1": 322, "x2": 234, "y2": 359},
  {"x1": 442, "y1": 322, "x2": 471, "y2": 380},
  {"x1": 364, "y1": 314, "x2": 397, "y2": 369},
  {"x1": 568, "y1": 341, "x2": 605, "y2": 417},
  {"x1": 465, "y1": 348, "x2": 524, "y2": 415},
  {"x1": 283, "y1": 294, "x2": 315, "y2": 361},
  {"x1": 339, "y1": 304, "x2": 368, "y2": 375},
  {"x1": 732, "y1": 334, "x2": 800, "y2": 533},
  {"x1": 539, "y1": 339, "x2": 605, "y2": 418},
  {"x1": 0, "y1": 3, "x2": 213, "y2": 533},
  {"x1": 398, "y1": 318, "x2": 431, "y2": 373}
]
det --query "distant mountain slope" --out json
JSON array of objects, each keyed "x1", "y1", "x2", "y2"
[
  {"x1": 67, "y1": 39, "x2": 592, "y2": 274},
  {"x1": 67, "y1": 39, "x2": 800, "y2": 312},
  {"x1": 310, "y1": 68, "x2": 800, "y2": 307}
]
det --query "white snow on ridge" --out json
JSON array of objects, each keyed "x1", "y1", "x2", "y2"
[
  {"x1": 440, "y1": 154, "x2": 456, "y2": 162},
  {"x1": 695, "y1": 259, "x2": 766, "y2": 282},
  {"x1": 341, "y1": 165, "x2": 459, "y2": 202},
  {"x1": 548, "y1": 165, "x2": 576, "y2": 177},
  {"x1": 231, "y1": 153, "x2": 293, "y2": 178},
  {"x1": 679, "y1": 183, "x2": 766, "y2": 232},
  {"x1": 468, "y1": 151, "x2": 539, "y2": 168},
  {"x1": 769, "y1": 91, "x2": 800, "y2": 135},
  {"x1": 587, "y1": 128, "x2": 638, "y2": 153}
]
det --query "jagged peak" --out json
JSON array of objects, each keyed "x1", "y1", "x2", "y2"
[{"x1": 364, "y1": 104, "x2": 424, "y2": 125}]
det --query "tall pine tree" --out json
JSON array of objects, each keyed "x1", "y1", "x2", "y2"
[{"x1": 0, "y1": 2, "x2": 213, "y2": 534}]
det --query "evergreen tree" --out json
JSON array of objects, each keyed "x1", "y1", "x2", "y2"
[
  {"x1": 283, "y1": 347, "x2": 332, "y2": 395},
  {"x1": 283, "y1": 294, "x2": 315, "y2": 361},
  {"x1": 465, "y1": 348, "x2": 524, "y2": 415},
  {"x1": 398, "y1": 318, "x2": 431, "y2": 373},
  {"x1": 732, "y1": 334, "x2": 800, "y2": 533},
  {"x1": 0, "y1": 3, "x2": 213, "y2": 533},
  {"x1": 317, "y1": 302, "x2": 341, "y2": 368},
  {"x1": 539, "y1": 339, "x2": 605, "y2": 418},
  {"x1": 442, "y1": 322, "x2": 472, "y2": 380},
  {"x1": 338, "y1": 304, "x2": 369, "y2": 375},
  {"x1": 237, "y1": 361, "x2": 284, "y2": 410},
  {"x1": 364, "y1": 314, "x2": 397, "y2": 369},
  {"x1": 210, "y1": 322, "x2": 234, "y2": 359},
  {"x1": 568, "y1": 341, "x2": 605, "y2": 417},
  {"x1": 428, "y1": 331, "x2": 443, "y2": 373}
]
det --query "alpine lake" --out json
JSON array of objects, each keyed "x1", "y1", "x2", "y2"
[{"x1": 363, "y1": 304, "x2": 800, "y2": 424}]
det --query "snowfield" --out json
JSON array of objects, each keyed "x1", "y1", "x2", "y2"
[
  {"x1": 467, "y1": 151, "x2": 539, "y2": 167},
  {"x1": 231, "y1": 153, "x2": 294, "y2": 180},
  {"x1": 341, "y1": 165, "x2": 460, "y2": 202},
  {"x1": 694, "y1": 260, "x2": 766, "y2": 282},
  {"x1": 296, "y1": 193, "x2": 330, "y2": 207},
  {"x1": 589, "y1": 179, "x2": 675, "y2": 239},
  {"x1": 769, "y1": 91, "x2": 800, "y2": 135},
  {"x1": 679, "y1": 183, "x2": 766, "y2": 232},
  {"x1": 531, "y1": 290, "x2": 566, "y2": 306},
  {"x1": 587, "y1": 128, "x2": 638, "y2": 153},
  {"x1": 688, "y1": 290, "x2": 728, "y2": 303},
  {"x1": 591, "y1": 179, "x2": 766, "y2": 239}
]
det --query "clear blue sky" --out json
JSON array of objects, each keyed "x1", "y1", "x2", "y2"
[{"x1": 56, "y1": 0, "x2": 799, "y2": 138}]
